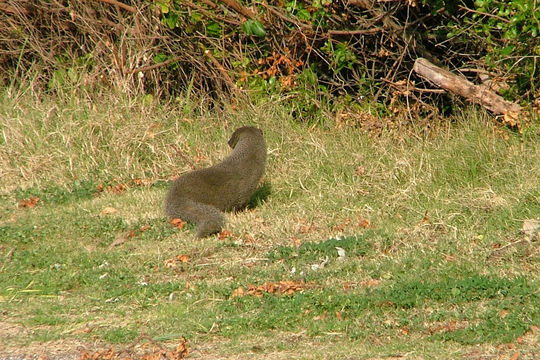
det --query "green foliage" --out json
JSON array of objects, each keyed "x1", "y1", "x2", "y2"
[
  {"x1": 14, "y1": 180, "x2": 99, "y2": 205},
  {"x1": 464, "y1": 0, "x2": 538, "y2": 98},
  {"x1": 268, "y1": 232, "x2": 376, "y2": 263},
  {"x1": 321, "y1": 41, "x2": 358, "y2": 74},
  {"x1": 242, "y1": 20, "x2": 266, "y2": 38},
  {"x1": 221, "y1": 275, "x2": 538, "y2": 344}
]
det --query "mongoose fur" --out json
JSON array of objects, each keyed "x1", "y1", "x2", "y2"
[{"x1": 164, "y1": 126, "x2": 267, "y2": 237}]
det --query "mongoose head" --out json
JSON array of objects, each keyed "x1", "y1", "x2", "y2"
[{"x1": 228, "y1": 126, "x2": 263, "y2": 149}]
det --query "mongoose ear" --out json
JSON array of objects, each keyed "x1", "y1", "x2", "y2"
[{"x1": 228, "y1": 129, "x2": 241, "y2": 148}]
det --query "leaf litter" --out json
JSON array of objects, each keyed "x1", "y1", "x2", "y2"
[
  {"x1": 79, "y1": 335, "x2": 189, "y2": 360},
  {"x1": 231, "y1": 280, "x2": 309, "y2": 298}
]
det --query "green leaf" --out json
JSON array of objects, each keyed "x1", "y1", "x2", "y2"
[
  {"x1": 251, "y1": 20, "x2": 266, "y2": 37},
  {"x1": 242, "y1": 20, "x2": 266, "y2": 38},
  {"x1": 154, "y1": 53, "x2": 169, "y2": 63},
  {"x1": 206, "y1": 21, "x2": 221, "y2": 36},
  {"x1": 190, "y1": 11, "x2": 202, "y2": 24},
  {"x1": 500, "y1": 45, "x2": 514, "y2": 56}
]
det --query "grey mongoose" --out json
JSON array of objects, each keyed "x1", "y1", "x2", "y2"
[{"x1": 164, "y1": 126, "x2": 267, "y2": 237}]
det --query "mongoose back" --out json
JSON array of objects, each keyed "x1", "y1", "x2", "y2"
[{"x1": 165, "y1": 126, "x2": 267, "y2": 237}]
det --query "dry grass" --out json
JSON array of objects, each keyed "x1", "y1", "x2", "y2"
[{"x1": 1, "y1": 89, "x2": 539, "y2": 359}]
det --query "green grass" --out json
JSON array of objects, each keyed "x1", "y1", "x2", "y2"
[{"x1": 0, "y1": 89, "x2": 539, "y2": 358}]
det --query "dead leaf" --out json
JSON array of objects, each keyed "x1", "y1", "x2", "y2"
[
  {"x1": 73, "y1": 326, "x2": 93, "y2": 334},
  {"x1": 18, "y1": 196, "x2": 39, "y2": 208},
  {"x1": 521, "y1": 219, "x2": 540, "y2": 238},
  {"x1": 139, "y1": 225, "x2": 151, "y2": 232},
  {"x1": 421, "y1": 211, "x2": 430, "y2": 224},
  {"x1": 333, "y1": 217, "x2": 351, "y2": 231},
  {"x1": 231, "y1": 287, "x2": 246, "y2": 298},
  {"x1": 295, "y1": 219, "x2": 316, "y2": 234},
  {"x1": 359, "y1": 218, "x2": 370, "y2": 228},
  {"x1": 500, "y1": 309, "x2": 509, "y2": 319},
  {"x1": 444, "y1": 254, "x2": 456, "y2": 262},
  {"x1": 509, "y1": 352, "x2": 519, "y2": 360},
  {"x1": 170, "y1": 218, "x2": 186, "y2": 230},
  {"x1": 79, "y1": 336, "x2": 189, "y2": 359},
  {"x1": 503, "y1": 111, "x2": 520, "y2": 128},
  {"x1": 175, "y1": 336, "x2": 189, "y2": 359},
  {"x1": 109, "y1": 230, "x2": 135, "y2": 248},
  {"x1": 313, "y1": 311, "x2": 328, "y2": 321},
  {"x1": 177, "y1": 255, "x2": 189, "y2": 263},
  {"x1": 336, "y1": 246, "x2": 346, "y2": 260},
  {"x1": 233, "y1": 280, "x2": 307, "y2": 298},
  {"x1": 310, "y1": 256, "x2": 329, "y2": 271},
  {"x1": 354, "y1": 166, "x2": 366, "y2": 176},
  {"x1": 99, "y1": 206, "x2": 117, "y2": 216},
  {"x1": 164, "y1": 258, "x2": 177, "y2": 269},
  {"x1": 218, "y1": 230, "x2": 233, "y2": 240},
  {"x1": 107, "y1": 182, "x2": 128, "y2": 194}
]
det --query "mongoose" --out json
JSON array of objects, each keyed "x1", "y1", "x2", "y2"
[{"x1": 165, "y1": 126, "x2": 267, "y2": 237}]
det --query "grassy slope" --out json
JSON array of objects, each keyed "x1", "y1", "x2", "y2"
[{"x1": 0, "y1": 90, "x2": 539, "y2": 359}]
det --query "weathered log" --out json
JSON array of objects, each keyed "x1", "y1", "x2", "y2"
[{"x1": 413, "y1": 58, "x2": 521, "y2": 115}]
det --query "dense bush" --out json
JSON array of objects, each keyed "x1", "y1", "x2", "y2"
[{"x1": 0, "y1": 0, "x2": 537, "y2": 112}]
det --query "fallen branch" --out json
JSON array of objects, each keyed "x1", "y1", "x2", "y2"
[
  {"x1": 328, "y1": 28, "x2": 383, "y2": 36},
  {"x1": 93, "y1": 0, "x2": 136, "y2": 13},
  {"x1": 413, "y1": 58, "x2": 521, "y2": 115},
  {"x1": 184, "y1": 0, "x2": 241, "y2": 26},
  {"x1": 204, "y1": 49, "x2": 237, "y2": 91},
  {"x1": 128, "y1": 56, "x2": 183, "y2": 74},
  {"x1": 220, "y1": 0, "x2": 256, "y2": 19}
]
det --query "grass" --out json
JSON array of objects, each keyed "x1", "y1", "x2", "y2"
[{"x1": 0, "y1": 88, "x2": 539, "y2": 359}]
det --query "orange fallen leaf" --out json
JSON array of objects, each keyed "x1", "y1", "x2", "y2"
[
  {"x1": 164, "y1": 258, "x2": 177, "y2": 269},
  {"x1": 139, "y1": 225, "x2": 151, "y2": 232},
  {"x1": 170, "y1": 218, "x2": 186, "y2": 230},
  {"x1": 79, "y1": 336, "x2": 189, "y2": 359},
  {"x1": 109, "y1": 230, "x2": 135, "y2": 248},
  {"x1": 509, "y1": 351, "x2": 519, "y2": 360},
  {"x1": 232, "y1": 280, "x2": 307, "y2": 298},
  {"x1": 108, "y1": 183, "x2": 128, "y2": 194},
  {"x1": 99, "y1": 206, "x2": 117, "y2": 216},
  {"x1": 218, "y1": 230, "x2": 233, "y2": 240},
  {"x1": 73, "y1": 326, "x2": 93, "y2": 334},
  {"x1": 500, "y1": 309, "x2": 509, "y2": 319},
  {"x1": 359, "y1": 218, "x2": 370, "y2": 228},
  {"x1": 177, "y1": 255, "x2": 190, "y2": 263},
  {"x1": 231, "y1": 287, "x2": 246, "y2": 298},
  {"x1": 400, "y1": 326, "x2": 409, "y2": 335},
  {"x1": 354, "y1": 166, "x2": 366, "y2": 176},
  {"x1": 313, "y1": 311, "x2": 328, "y2": 321},
  {"x1": 333, "y1": 217, "x2": 351, "y2": 231},
  {"x1": 444, "y1": 254, "x2": 456, "y2": 262},
  {"x1": 18, "y1": 196, "x2": 39, "y2": 208},
  {"x1": 421, "y1": 211, "x2": 430, "y2": 224},
  {"x1": 175, "y1": 336, "x2": 189, "y2": 359}
]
